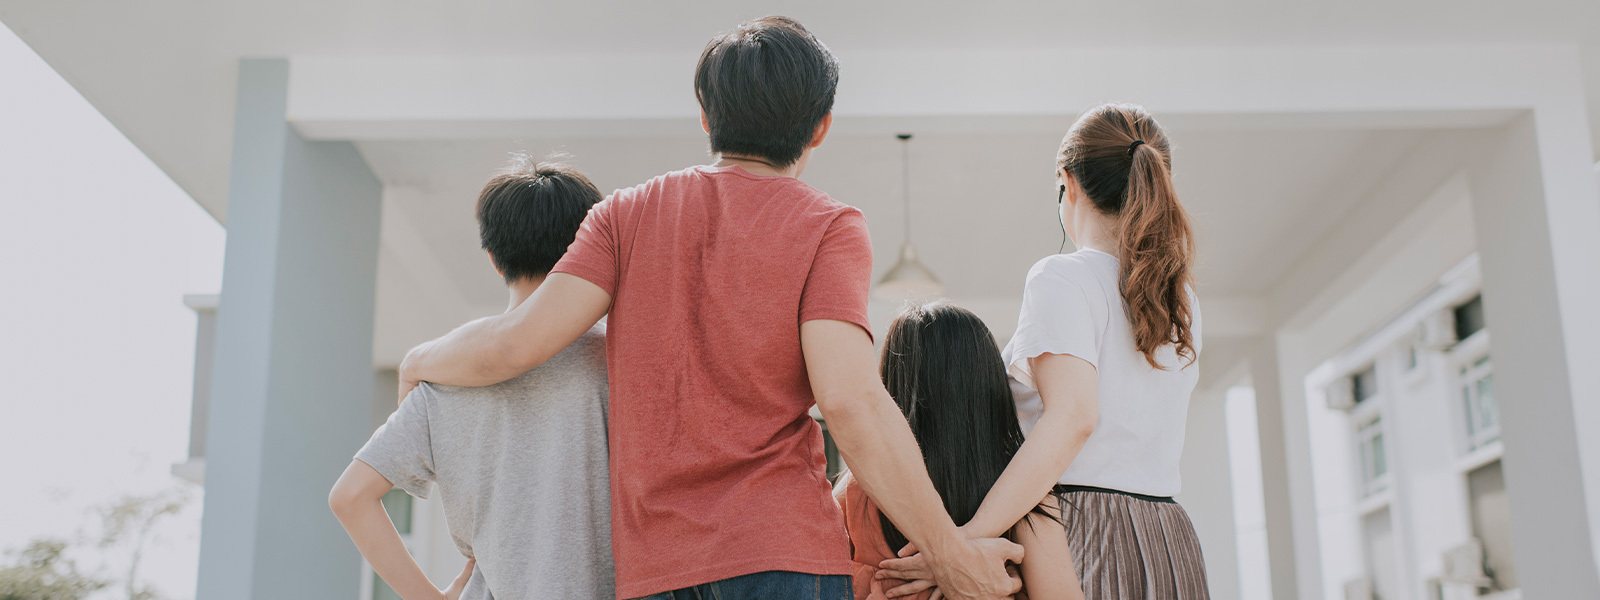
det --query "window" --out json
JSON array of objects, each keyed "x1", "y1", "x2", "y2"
[
  {"x1": 1358, "y1": 418, "x2": 1389, "y2": 497},
  {"x1": 1460, "y1": 355, "x2": 1499, "y2": 452},
  {"x1": 1454, "y1": 295, "x2": 1486, "y2": 342},
  {"x1": 1405, "y1": 344, "x2": 1419, "y2": 372},
  {"x1": 381, "y1": 489, "x2": 413, "y2": 534},
  {"x1": 1352, "y1": 366, "x2": 1379, "y2": 404},
  {"x1": 1467, "y1": 460, "x2": 1518, "y2": 591},
  {"x1": 1362, "y1": 507, "x2": 1400, "y2": 600}
]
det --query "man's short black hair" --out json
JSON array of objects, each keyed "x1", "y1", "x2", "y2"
[
  {"x1": 476, "y1": 157, "x2": 602, "y2": 283},
  {"x1": 695, "y1": 16, "x2": 838, "y2": 168}
]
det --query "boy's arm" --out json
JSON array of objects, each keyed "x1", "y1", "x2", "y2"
[
  {"x1": 329, "y1": 460, "x2": 472, "y2": 600},
  {"x1": 398, "y1": 273, "x2": 610, "y2": 400},
  {"x1": 802, "y1": 319, "x2": 1022, "y2": 600}
]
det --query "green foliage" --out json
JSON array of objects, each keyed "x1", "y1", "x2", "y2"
[
  {"x1": 0, "y1": 538, "x2": 107, "y2": 600},
  {"x1": 97, "y1": 489, "x2": 191, "y2": 600},
  {"x1": 0, "y1": 487, "x2": 193, "y2": 600}
]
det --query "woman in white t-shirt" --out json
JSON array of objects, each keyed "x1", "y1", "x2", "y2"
[{"x1": 882, "y1": 103, "x2": 1206, "y2": 600}]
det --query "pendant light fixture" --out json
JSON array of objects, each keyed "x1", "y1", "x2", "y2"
[{"x1": 873, "y1": 133, "x2": 945, "y2": 301}]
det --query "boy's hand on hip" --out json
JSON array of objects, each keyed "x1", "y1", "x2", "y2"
[{"x1": 441, "y1": 558, "x2": 475, "y2": 600}]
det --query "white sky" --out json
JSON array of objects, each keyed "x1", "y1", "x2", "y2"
[{"x1": 0, "y1": 22, "x2": 223, "y2": 600}]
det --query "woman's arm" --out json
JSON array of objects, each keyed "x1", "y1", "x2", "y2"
[
  {"x1": 963, "y1": 352, "x2": 1098, "y2": 538},
  {"x1": 1012, "y1": 500, "x2": 1083, "y2": 600},
  {"x1": 329, "y1": 461, "x2": 474, "y2": 600},
  {"x1": 398, "y1": 273, "x2": 610, "y2": 401}
]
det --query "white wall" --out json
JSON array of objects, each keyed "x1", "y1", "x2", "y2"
[{"x1": 1225, "y1": 386, "x2": 1272, "y2": 600}]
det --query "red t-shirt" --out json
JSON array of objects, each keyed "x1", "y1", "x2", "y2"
[{"x1": 552, "y1": 164, "x2": 871, "y2": 598}]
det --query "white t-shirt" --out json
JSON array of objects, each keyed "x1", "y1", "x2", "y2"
[{"x1": 1001, "y1": 248, "x2": 1201, "y2": 497}]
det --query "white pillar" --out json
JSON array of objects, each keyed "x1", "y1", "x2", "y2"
[
  {"x1": 194, "y1": 58, "x2": 384, "y2": 600},
  {"x1": 1464, "y1": 110, "x2": 1600, "y2": 596},
  {"x1": 1249, "y1": 334, "x2": 1324, "y2": 600},
  {"x1": 1179, "y1": 386, "x2": 1241, "y2": 600}
]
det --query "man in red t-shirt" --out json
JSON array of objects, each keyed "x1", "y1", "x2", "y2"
[{"x1": 400, "y1": 16, "x2": 1020, "y2": 600}]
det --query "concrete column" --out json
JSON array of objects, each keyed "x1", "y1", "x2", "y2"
[
  {"x1": 194, "y1": 59, "x2": 383, "y2": 600},
  {"x1": 1178, "y1": 386, "x2": 1240, "y2": 600},
  {"x1": 1249, "y1": 334, "x2": 1324, "y2": 600},
  {"x1": 1465, "y1": 111, "x2": 1600, "y2": 597}
]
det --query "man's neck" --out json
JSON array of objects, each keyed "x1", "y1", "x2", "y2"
[
  {"x1": 713, "y1": 153, "x2": 804, "y2": 179},
  {"x1": 506, "y1": 275, "x2": 546, "y2": 312}
]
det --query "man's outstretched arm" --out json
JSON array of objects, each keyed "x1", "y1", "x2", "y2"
[
  {"x1": 801, "y1": 319, "x2": 1022, "y2": 600},
  {"x1": 398, "y1": 273, "x2": 610, "y2": 400}
]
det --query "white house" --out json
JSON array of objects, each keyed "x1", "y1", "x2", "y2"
[{"x1": 4, "y1": 2, "x2": 1600, "y2": 598}]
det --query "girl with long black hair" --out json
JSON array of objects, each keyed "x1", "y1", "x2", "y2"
[{"x1": 834, "y1": 302, "x2": 1082, "y2": 600}]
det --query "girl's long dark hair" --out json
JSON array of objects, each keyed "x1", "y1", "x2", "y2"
[{"x1": 877, "y1": 302, "x2": 1059, "y2": 550}]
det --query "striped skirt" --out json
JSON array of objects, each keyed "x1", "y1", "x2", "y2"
[{"x1": 1056, "y1": 485, "x2": 1210, "y2": 600}]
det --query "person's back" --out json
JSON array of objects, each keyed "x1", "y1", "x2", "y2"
[
  {"x1": 398, "y1": 16, "x2": 1033, "y2": 600},
  {"x1": 1007, "y1": 248, "x2": 1201, "y2": 497},
  {"x1": 331, "y1": 159, "x2": 613, "y2": 599},
  {"x1": 554, "y1": 143, "x2": 867, "y2": 598},
  {"x1": 362, "y1": 326, "x2": 611, "y2": 599}
]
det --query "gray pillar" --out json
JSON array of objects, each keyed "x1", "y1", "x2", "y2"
[
  {"x1": 1466, "y1": 113, "x2": 1600, "y2": 597},
  {"x1": 195, "y1": 58, "x2": 382, "y2": 600}
]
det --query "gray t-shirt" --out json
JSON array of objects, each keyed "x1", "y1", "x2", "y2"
[{"x1": 356, "y1": 324, "x2": 613, "y2": 600}]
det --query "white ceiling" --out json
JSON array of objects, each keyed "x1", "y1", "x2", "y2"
[
  {"x1": 1, "y1": 0, "x2": 1597, "y2": 221},
  {"x1": 2, "y1": 0, "x2": 1591, "y2": 369},
  {"x1": 357, "y1": 125, "x2": 1426, "y2": 312}
]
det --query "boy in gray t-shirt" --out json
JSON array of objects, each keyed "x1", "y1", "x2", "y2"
[{"x1": 330, "y1": 159, "x2": 612, "y2": 600}]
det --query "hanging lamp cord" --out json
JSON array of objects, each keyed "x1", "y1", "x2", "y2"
[{"x1": 900, "y1": 135, "x2": 912, "y2": 244}]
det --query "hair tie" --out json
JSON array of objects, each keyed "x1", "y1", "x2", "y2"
[{"x1": 1128, "y1": 140, "x2": 1146, "y2": 156}]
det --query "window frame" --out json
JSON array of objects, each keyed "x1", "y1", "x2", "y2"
[
  {"x1": 1355, "y1": 414, "x2": 1391, "y2": 499},
  {"x1": 1449, "y1": 329, "x2": 1499, "y2": 456}
]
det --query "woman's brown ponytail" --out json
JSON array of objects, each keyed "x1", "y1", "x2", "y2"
[{"x1": 1058, "y1": 103, "x2": 1196, "y2": 369}]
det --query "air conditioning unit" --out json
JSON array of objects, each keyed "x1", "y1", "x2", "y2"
[
  {"x1": 1326, "y1": 376, "x2": 1355, "y2": 411},
  {"x1": 1440, "y1": 539, "x2": 1493, "y2": 589},
  {"x1": 1417, "y1": 309, "x2": 1458, "y2": 351},
  {"x1": 1343, "y1": 576, "x2": 1374, "y2": 600}
]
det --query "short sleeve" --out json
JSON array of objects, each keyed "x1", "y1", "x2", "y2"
[
  {"x1": 354, "y1": 386, "x2": 438, "y2": 499},
  {"x1": 1006, "y1": 261, "x2": 1104, "y2": 390},
  {"x1": 799, "y1": 210, "x2": 874, "y2": 339},
  {"x1": 550, "y1": 195, "x2": 620, "y2": 297}
]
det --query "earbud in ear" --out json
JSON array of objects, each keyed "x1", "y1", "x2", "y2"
[{"x1": 1058, "y1": 184, "x2": 1066, "y2": 204}]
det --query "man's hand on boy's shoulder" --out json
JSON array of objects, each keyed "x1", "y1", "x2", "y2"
[{"x1": 397, "y1": 340, "x2": 431, "y2": 405}]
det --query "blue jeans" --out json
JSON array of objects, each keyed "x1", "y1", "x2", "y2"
[{"x1": 632, "y1": 571, "x2": 851, "y2": 600}]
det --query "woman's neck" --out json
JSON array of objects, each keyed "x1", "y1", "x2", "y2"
[{"x1": 1073, "y1": 215, "x2": 1121, "y2": 258}]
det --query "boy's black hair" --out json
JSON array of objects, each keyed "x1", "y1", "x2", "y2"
[
  {"x1": 695, "y1": 16, "x2": 838, "y2": 168},
  {"x1": 476, "y1": 156, "x2": 602, "y2": 283}
]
